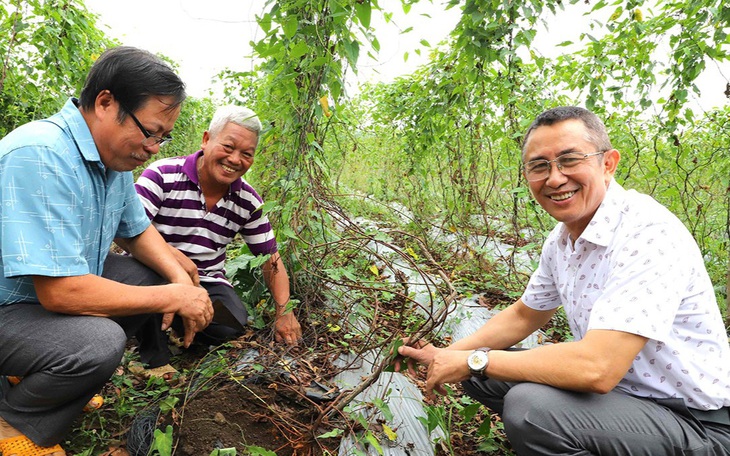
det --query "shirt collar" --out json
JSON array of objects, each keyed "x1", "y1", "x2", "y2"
[
  {"x1": 183, "y1": 150, "x2": 203, "y2": 185},
  {"x1": 579, "y1": 178, "x2": 627, "y2": 246},
  {"x1": 559, "y1": 179, "x2": 626, "y2": 248},
  {"x1": 52, "y1": 98, "x2": 100, "y2": 163}
]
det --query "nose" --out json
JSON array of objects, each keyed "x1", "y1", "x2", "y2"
[
  {"x1": 545, "y1": 161, "x2": 568, "y2": 186},
  {"x1": 143, "y1": 142, "x2": 161, "y2": 155}
]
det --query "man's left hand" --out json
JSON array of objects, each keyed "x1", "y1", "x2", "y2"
[
  {"x1": 168, "y1": 244, "x2": 200, "y2": 286},
  {"x1": 275, "y1": 312, "x2": 302, "y2": 346}
]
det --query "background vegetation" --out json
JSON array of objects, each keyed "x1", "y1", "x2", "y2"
[{"x1": 1, "y1": 0, "x2": 729, "y2": 454}]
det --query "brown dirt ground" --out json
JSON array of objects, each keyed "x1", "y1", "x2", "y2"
[
  {"x1": 66, "y1": 291, "x2": 522, "y2": 455},
  {"x1": 172, "y1": 381, "x2": 339, "y2": 455}
]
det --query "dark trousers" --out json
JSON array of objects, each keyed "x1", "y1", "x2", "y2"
[
  {"x1": 101, "y1": 253, "x2": 170, "y2": 367},
  {"x1": 463, "y1": 378, "x2": 730, "y2": 455},
  {"x1": 102, "y1": 253, "x2": 248, "y2": 357}
]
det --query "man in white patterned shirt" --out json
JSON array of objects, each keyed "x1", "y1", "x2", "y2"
[{"x1": 398, "y1": 106, "x2": 730, "y2": 455}]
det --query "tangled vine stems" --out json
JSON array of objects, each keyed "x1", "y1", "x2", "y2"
[{"x1": 289, "y1": 178, "x2": 461, "y2": 437}]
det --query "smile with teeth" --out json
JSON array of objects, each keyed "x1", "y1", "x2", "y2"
[
  {"x1": 550, "y1": 191, "x2": 575, "y2": 201},
  {"x1": 221, "y1": 164, "x2": 238, "y2": 173}
]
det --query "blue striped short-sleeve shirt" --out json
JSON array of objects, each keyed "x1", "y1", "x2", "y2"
[{"x1": 0, "y1": 98, "x2": 150, "y2": 305}]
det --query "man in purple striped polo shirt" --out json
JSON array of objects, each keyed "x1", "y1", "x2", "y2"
[{"x1": 131, "y1": 105, "x2": 302, "y2": 351}]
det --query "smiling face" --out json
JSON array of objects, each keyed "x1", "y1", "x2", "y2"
[
  {"x1": 523, "y1": 119, "x2": 620, "y2": 239},
  {"x1": 198, "y1": 122, "x2": 258, "y2": 193},
  {"x1": 93, "y1": 92, "x2": 180, "y2": 172}
]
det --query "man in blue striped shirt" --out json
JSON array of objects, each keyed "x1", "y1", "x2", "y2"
[
  {"x1": 130, "y1": 105, "x2": 302, "y2": 352},
  {"x1": 0, "y1": 47, "x2": 213, "y2": 453}
]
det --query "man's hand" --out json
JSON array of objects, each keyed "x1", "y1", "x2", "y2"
[
  {"x1": 168, "y1": 244, "x2": 200, "y2": 286},
  {"x1": 393, "y1": 339, "x2": 434, "y2": 375},
  {"x1": 168, "y1": 284, "x2": 214, "y2": 347},
  {"x1": 398, "y1": 343, "x2": 472, "y2": 398},
  {"x1": 274, "y1": 311, "x2": 302, "y2": 346}
]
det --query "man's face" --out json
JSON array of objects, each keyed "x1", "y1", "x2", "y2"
[
  {"x1": 98, "y1": 95, "x2": 180, "y2": 172},
  {"x1": 523, "y1": 119, "x2": 619, "y2": 239},
  {"x1": 199, "y1": 122, "x2": 258, "y2": 188}
]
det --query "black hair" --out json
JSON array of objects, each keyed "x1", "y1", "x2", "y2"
[
  {"x1": 78, "y1": 46, "x2": 186, "y2": 120},
  {"x1": 522, "y1": 106, "x2": 612, "y2": 159}
]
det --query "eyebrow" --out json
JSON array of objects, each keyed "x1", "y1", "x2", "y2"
[{"x1": 527, "y1": 147, "x2": 582, "y2": 161}]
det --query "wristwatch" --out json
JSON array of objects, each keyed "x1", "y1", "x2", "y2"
[{"x1": 467, "y1": 347, "x2": 491, "y2": 379}]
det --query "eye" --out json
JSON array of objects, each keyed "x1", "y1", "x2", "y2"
[
  {"x1": 222, "y1": 144, "x2": 234, "y2": 152},
  {"x1": 558, "y1": 154, "x2": 583, "y2": 167},
  {"x1": 526, "y1": 161, "x2": 549, "y2": 173}
]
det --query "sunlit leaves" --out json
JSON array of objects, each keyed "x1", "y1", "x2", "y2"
[
  {"x1": 282, "y1": 14, "x2": 298, "y2": 38},
  {"x1": 354, "y1": 0, "x2": 372, "y2": 28},
  {"x1": 342, "y1": 39, "x2": 361, "y2": 67},
  {"x1": 0, "y1": 0, "x2": 113, "y2": 135},
  {"x1": 290, "y1": 40, "x2": 310, "y2": 59}
]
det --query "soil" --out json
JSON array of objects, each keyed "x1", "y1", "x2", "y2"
[
  {"x1": 66, "y1": 291, "x2": 524, "y2": 455},
  {"x1": 172, "y1": 381, "x2": 337, "y2": 455}
]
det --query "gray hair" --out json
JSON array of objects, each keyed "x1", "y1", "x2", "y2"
[
  {"x1": 208, "y1": 105, "x2": 262, "y2": 139},
  {"x1": 521, "y1": 106, "x2": 612, "y2": 160}
]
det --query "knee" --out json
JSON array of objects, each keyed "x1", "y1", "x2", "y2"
[
  {"x1": 462, "y1": 377, "x2": 511, "y2": 415},
  {"x1": 502, "y1": 383, "x2": 565, "y2": 436},
  {"x1": 73, "y1": 318, "x2": 127, "y2": 373}
]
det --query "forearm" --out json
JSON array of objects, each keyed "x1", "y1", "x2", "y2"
[
  {"x1": 487, "y1": 343, "x2": 603, "y2": 391},
  {"x1": 120, "y1": 225, "x2": 192, "y2": 285},
  {"x1": 448, "y1": 299, "x2": 553, "y2": 351},
  {"x1": 262, "y1": 253, "x2": 291, "y2": 315},
  {"x1": 487, "y1": 330, "x2": 646, "y2": 393},
  {"x1": 33, "y1": 274, "x2": 188, "y2": 317}
]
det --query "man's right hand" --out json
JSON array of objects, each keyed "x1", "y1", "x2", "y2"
[
  {"x1": 395, "y1": 339, "x2": 438, "y2": 375},
  {"x1": 167, "y1": 284, "x2": 214, "y2": 347},
  {"x1": 398, "y1": 342, "x2": 472, "y2": 397}
]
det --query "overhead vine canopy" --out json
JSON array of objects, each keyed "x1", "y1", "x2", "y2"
[{"x1": 216, "y1": 0, "x2": 729, "y2": 310}]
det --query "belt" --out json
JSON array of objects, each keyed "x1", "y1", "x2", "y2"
[{"x1": 688, "y1": 407, "x2": 730, "y2": 426}]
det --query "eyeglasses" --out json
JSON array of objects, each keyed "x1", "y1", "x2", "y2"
[
  {"x1": 522, "y1": 151, "x2": 606, "y2": 182},
  {"x1": 119, "y1": 103, "x2": 173, "y2": 147}
]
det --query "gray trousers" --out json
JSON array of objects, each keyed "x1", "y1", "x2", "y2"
[
  {"x1": 0, "y1": 254, "x2": 169, "y2": 446},
  {"x1": 463, "y1": 378, "x2": 730, "y2": 455},
  {"x1": 0, "y1": 305, "x2": 127, "y2": 446}
]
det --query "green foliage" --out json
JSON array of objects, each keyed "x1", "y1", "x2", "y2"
[
  {"x1": 243, "y1": 447, "x2": 276, "y2": 456},
  {"x1": 226, "y1": 249, "x2": 271, "y2": 329},
  {"x1": 149, "y1": 425, "x2": 174, "y2": 456},
  {"x1": 0, "y1": 0, "x2": 113, "y2": 136}
]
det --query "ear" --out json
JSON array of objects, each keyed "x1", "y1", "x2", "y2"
[
  {"x1": 94, "y1": 90, "x2": 116, "y2": 119},
  {"x1": 201, "y1": 130, "x2": 211, "y2": 149},
  {"x1": 602, "y1": 148, "x2": 621, "y2": 182}
]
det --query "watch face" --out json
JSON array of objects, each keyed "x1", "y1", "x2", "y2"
[{"x1": 468, "y1": 351, "x2": 488, "y2": 370}]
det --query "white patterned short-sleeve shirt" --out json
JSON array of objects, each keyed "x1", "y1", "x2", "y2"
[{"x1": 522, "y1": 180, "x2": 730, "y2": 410}]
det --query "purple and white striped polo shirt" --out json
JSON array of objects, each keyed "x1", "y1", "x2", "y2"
[{"x1": 135, "y1": 150, "x2": 278, "y2": 286}]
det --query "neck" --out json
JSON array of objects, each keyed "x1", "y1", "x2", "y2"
[{"x1": 196, "y1": 155, "x2": 228, "y2": 197}]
